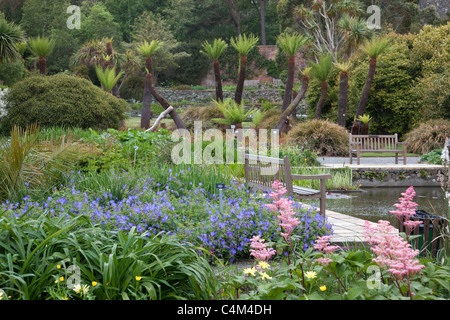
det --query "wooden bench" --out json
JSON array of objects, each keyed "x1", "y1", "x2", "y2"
[
  {"x1": 244, "y1": 153, "x2": 332, "y2": 217},
  {"x1": 349, "y1": 134, "x2": 408, "y2": 165}
]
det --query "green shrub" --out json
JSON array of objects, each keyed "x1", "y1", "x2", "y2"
[
  {"x1": 420, "y1": 149, "x2": 443, "y2": 165},
  {"x1": 404, "y1": 119, "x2": 450, "y2": 155},
  {"x1": 0, "y1": 60, "x2": 25, "y2": 86},
  {"x1": 2, "y1": 74, "x2": 128, "y2": 130},
  {"x1": 285, "y1": 119, "x2": 349, "y2": 156}
]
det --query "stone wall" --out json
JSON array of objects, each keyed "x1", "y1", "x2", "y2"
[
  {"x1": 157, "y1": 88, "x2": 283, "y2": 104},
  {"x1": 352, "y1": 168, "x2": 442, "y2": 187}
]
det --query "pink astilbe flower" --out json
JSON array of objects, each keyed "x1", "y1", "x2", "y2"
[
  {"x1": 313, "y1": 235, "x2": 339, "y2": 267},
  {"x1": 265, "y1": 180, "x2": 301, "y2": 241},
  {"x1": 364, "y1": 220, "x2": 425, "y2": 281},
  {"x1": 249, "y1": 235, "x2": 276, "y2": 262},
  {"x1": 389, "y1": 186, "x2": 422, "y2": 235}
]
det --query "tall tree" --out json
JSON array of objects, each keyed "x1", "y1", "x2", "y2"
[
  {"x1": 296, "y1": 0, "x2": 369, "y2": 61},
  {"x1": 277, "y1": 31, "x2": 308, "y2": 112},
  {"x1": 230, "y1": 33, "x2": 259, "y2": 105},
  {"x1": 335, "y1": 61, "x2": 351, "y2": 127},
  {"x1": 0, "y1": 18, "x2": 25, "y2": 63},
  {"x1": 28, "y1": 36, "x2": 56, "y2": 75},
  {"x1": 260, "y1": 0, "x2": 267, "y2": 45},
  {"x1": 225, "y1": 0, "x2": 241, "y2": 36},
  {"x1": 355, "y1": 37, "x2": 390, "y2": 119},
  {"x1": 310, "y1": 53, "x2": 333, "y2": 119},
  {"x1": 136, "y1": 40, "x2": 162, "y2": 129},
  {"x1": 200, "y1": 38, "x2": 228, "y2": 102}
]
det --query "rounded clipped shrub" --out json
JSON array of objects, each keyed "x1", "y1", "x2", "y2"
[
  {"x1": 285, "y1": 119, "x2": 349, "y2": 156},
  {"x1": 404, "y1": 119, "x2": 450, "y2": 155},
  {"x1": 2, "y1": 74, "x2": 128, "y2": 130}
]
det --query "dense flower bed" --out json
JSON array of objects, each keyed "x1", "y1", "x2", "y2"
[{"x1": 1, "y1": 169, "x2": 333, "y2": 262}]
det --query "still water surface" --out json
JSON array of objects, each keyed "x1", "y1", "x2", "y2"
[{"x1": 303, "y1": 187, "x2": 447, "y2": 226}]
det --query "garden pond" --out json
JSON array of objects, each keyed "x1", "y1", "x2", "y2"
[{"x1": 304, "y1": 186, "x2": 447, "y2": 227}]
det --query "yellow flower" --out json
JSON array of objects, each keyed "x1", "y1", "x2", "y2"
[
  {"x1": 92, "y1": 281, "x2": 98, "y2": 287},
  {"x1": 62, "y1": 297, "x2": 68, "y2": 300},
  {"x1": 319, "y1": 285, "x2": 327, "y2": 292},
  {"x1": 305, "y1": 271, "x2": 317, "y2": 279},
  {"x1": 259, "y1": 272, "x2": 272, "y2": 280},
  {"x1": 135, "y1": 276, "x2": 142, "y2": 281},
  {"x1": 59, "y1": 276, "x2": 64, "y2": 282},
  {"x1": 257, "y1": 261, "x2": 270, "y2": 270},
  {"x1": 243, "y1": 267, "x2": 257, "y2": 276},
  {"x1": 57, "y1": 265, "x2": 61, "y2": 269}
]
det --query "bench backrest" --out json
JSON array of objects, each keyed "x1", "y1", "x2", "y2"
[
  {"x1": 350, "y1": 134, "x2": 399, "y2": 151},
  {"x1": 244, "y1": 153, "x2": 293, "y2": 194}
]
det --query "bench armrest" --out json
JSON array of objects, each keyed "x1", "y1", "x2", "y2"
[
  {"x1": 396, "y1": 142, "x2": 408, "y2": 145},
  {"x1": 350, "y1": 142, "x2": 362, "y2": 145},
  {"x1": 291, "y1": 174, "x2": 332, "y2": 180}
]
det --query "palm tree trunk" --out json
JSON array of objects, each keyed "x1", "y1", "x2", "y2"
[
  {"x1": 275, "y1": 75, "x2": 309, "y2": 134},
  {"x1": 282, "y1": 55, "x2": 295, "y2": 112},
  {"x1": 337, "y1": 71, "x2": 348, "y2": 127},
  {"x1": 260, "y1": 0, "x2": 266, "y2": 45},
  {"x1": 141, "y1": 74, "x2": 153, "y2": 129},
  {"x1": 234, "y1": 55, "x2": 247, "y2": 105},
  {"x1": 141, "y1": 56, "x2": 154, "y2": 129},
  {"x1": 148, "y1": 73, "x2": 186, "y2": 130},
  {"x1": 213, "y1": 59, "x2": 223, "y2": 102},
  {"x1": 38, "y1": 57, "x2": 46, "y2": 75},
  {"x1": 356, "y1": 57, "x2": 376, "y2": 118},
  {"x1": 315, "y1": 81, "x2": 328, "y2": 119}
]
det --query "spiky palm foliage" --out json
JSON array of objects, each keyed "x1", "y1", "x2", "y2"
[
  {"x1": 355, "y1": 37, "x2": 390, "y2": 118},
  {"x1": 71, "y1": 38, "x2": 124, "y2": 70},
  {"x1": 0, "y1": 18, "x2": 25, "y2": 63},
  {"x1": 310, "y1": 53, "x2": 333, "y2": 119},
  {"x1": 212, "y1": 98, "x2": 256, "y2": 127},
  {"x1": 136, "y1": 40, "x2": 163, "y2": 129},
  {"x1": 0, "y1": 125, "x2": 80, "y2": 203},
  {"x1": 334, "y1": 61, "x2": 351, "y2": 126},
  {"x1": 201, "y1": 38, "x2": 228, "y2": 102},
  {"x1": 277, "y1": 32, "x2": 309, "y2": 112},
  {"x1": 28, "y1": 36, "x2": 56, "y2": 75},
  {"x1": 338, "y1": 15, "x2": 372, "y2": 59},
  {"x1": 230, "y1": 34, "x2": 259, "y2": 104},
  {"x1": 136, "y1": 40, "x2": 163, "y2": 74},
  {"x1": 95, "y1": 65, "x2": 123, "y2": 93}
]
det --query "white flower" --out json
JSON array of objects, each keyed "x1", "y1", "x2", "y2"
[
  {"x1": 441, "y1": 147, "x2": 449, "y2": 163},
  {"x1": 0, "y1": 88, "x2": 9, "y2": 119}
]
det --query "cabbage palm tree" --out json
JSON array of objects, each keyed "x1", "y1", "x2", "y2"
[
  {"x1": 230, "y1": 34, "x2": 259, "y2": 104},
  {"x1": 28, "y1": 36, "x2": 56, "y2": 75},
  {"x1": 355, "y1": 37, "x2": 390, "y2": 118},
  {"x1": 95, "y1": 65, "x2": 123, "y2": 93},
  {"x1": 335, "y1": 61, "x2": 351, "y2": 127},
  {"x1": 201, "y1": 38, "x2": 228, "y2": 102},
  {"x1": 310, "y1": 53, "x2": 333, "y2": 119},
  {"x1": 136, "y1": 40, "x2": 163, "y2": 129},
  {"x1": 277, "y1": 32, "x2": 308, "y2": 112},
  {"x1": 0, "y1": 18, "x2": 25, "y2": 63}
]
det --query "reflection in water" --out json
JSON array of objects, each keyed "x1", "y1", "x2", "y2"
[{"x1": 303, "y1": 187, "x2": 447, "y2": 226}]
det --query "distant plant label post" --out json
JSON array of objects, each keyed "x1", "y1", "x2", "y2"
[
  {"x1": 67, "y1": 5, "x2": 81, "y2": 30},
  {"x1": 367, "y1": 5, "x2": 381, "y2": 30}
]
